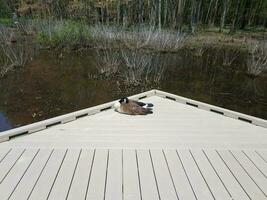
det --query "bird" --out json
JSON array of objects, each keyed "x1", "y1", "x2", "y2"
[{"x1": 114, "y1": 97, "x2": 153, "y2": 115}]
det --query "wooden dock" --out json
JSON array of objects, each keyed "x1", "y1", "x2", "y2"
[{"x1": 0, "y1": 90, "x2": 267, "y2": 200}]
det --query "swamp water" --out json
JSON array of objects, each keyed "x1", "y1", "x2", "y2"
[{"x1": 0, "y1": 48, "x2": 266, "y2": 132}]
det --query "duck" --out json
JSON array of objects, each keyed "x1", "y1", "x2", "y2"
[{"x1": 114, "y1": 97, "x2": 153, "y2": 115}]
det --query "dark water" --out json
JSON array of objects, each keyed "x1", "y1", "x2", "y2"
[{"x1": 0, "y1": 48, "x2": 266, "y2": 132}]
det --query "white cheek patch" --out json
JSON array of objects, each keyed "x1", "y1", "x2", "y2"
[{"x1": 113, "y1": 102, "x2": 121, "y2": 111}]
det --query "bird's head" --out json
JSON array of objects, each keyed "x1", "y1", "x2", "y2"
[
  {"x1": 119, "y1": 97, "x2": 129, "y2": 104},
  {"x1": 114, "y1": 97, "x2": 129, "y2": 111}
]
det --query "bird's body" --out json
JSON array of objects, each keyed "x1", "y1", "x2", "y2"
[{"x1": 114, "y1": 97, "x2": 153, "y2": 115}]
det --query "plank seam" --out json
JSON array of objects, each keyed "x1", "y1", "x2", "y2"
[
  {"x1": 103, "y1": 149, "x2": 110, "y2": 200},
  {"x1": 202, "y1": 150, "x2": 232, "y2": 198},
  {"x1": 149, "y1": 150, "x2": 161, "y2": 200},
  {"x1": 162, "y1": 150, "x2": 180, "y2": 200},
  {"x1": 46, "y1": 149, "x2": 68, "y2": 200},
  {"x1": 0, "y1": 149, "x2": 12, "y2": 164},
  {"x1": 85, "y1": 149, "x2": 96, "y2": 200},
  {"x1": 27, "y1": 149, "x2": 54, "y2": 200},
  {"x1": 66, "y1": 149, "x2": 82, "y2": 200},
  {"x1": 255, "y1": 151, "x2": 267, "y2": 163},
  {"x1": 8, "y1": 149, "x2": 40, "y2": 199},
  {"x1": 216, "y1": 151, "x2": 252, "y2": 200},
  {"x1": 0, "y1": 149, "x2": 26, "y2": 184},
  {"x1": 242, "y1": 151, "x2": 267, "y2": 178},
  {"x1": 175, "y1": 150, "x2": 197, "y2": 200},
  {"x1": 135, "y1": 150, "x2": 143, "y2": 200},
  {"x1": 189, "y1": 150, "x2": 215, "y2": 200},
  {"x1": 229, "y1": 151, "x2": 267, "y2": 197},
  {"x1": 122, "y1": 149, "x2": 124, "y2": 200}
]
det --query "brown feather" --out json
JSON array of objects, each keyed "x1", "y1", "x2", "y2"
[{"x1": 120, "y1": 102, "x2": 153, "y2": 115}]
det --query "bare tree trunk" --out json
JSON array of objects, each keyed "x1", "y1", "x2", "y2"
[
  {"x1": 210, "y1": 0, "x2": 218, "y2": 26},
  {"x1": 123, "y1": 3, "x2": 128, "y2": 27},
  {"x1": 159, "y1": 0, "x2": 162, "y2": 30},
  {"x1": 220, "y1": 0, "x2": 229, "y2": 30},
  {"x1": 117, "y1": 0, "x2": 121, "y2": 25},
  {"x1": 230, "y1": 0, "x2": 241, "y2": 33},
  {"x1": 196, "y1": 0, "x2": 202, "y2": 25},
  {"x1": 190, "y1": 0, "x2": 197, "y2": 33},
  {"x1": 205, "y1": 0, "x2": 213, "y2": 23},
  {"x1": 176, "y1": 0, "x2": 183, "y2": 30},
  {"x1": 163, "y1": 0, "x2": 168, "y2": 26}
]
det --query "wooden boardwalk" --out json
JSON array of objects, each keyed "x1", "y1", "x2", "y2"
[
  {"x1": 0, "y1": 148, "x2": 267, "y2": 200},
  {"x1": 0, "y1": 90, "x2": 267, "y2": 200}
]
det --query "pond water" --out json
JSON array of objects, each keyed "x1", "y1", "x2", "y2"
[{"x1": 0, "y1": 48, "x2": 266, "y2": 132}]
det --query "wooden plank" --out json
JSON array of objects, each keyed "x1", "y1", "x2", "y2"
[
  {"x1": 164, "y1": 150, "x2": 196, "y2": 200},
  {"x1": 48, "y1": 149, "x2": 81, "y2": 200},
  {"x1": 9, "y1": 149, "x2": 53, "y2": 200},
  {"x1": 204, "y1": 150, "x2": 250, "y2": 200},
  {"x1": 256, "y1": 151, "x2": 267, "y2": 163},
  {"x1": 150, "y1": 150, "x2": 178, "y2": 200},
  {"x1": 86, "y1": 149, "x2": 108, "y2": 200},
  {"x1": 0, "y1": 149, "x2": 38, "y2": 200},
  {"x1": 218, "y1": 150, "x2": 266, "y2": 200},
  {"x1": 67, "y1": 149, "x2": 95, "y2": 200},
  {"x1": 136, "y1": 149, "x2": 159, "y2": 200},
  {"x1": 190, "y1": 150, "x2": 231, "y2": 200},
  {"x1": 123, "y1": 149, "x2": 141, "y2": 200},
  {"x1": 0, "y1": 148, "x2": 25, "y2": 183},
  {"x1": 177, "y1": 149, "x2": 214, "y2": 200},
  {"x1": 28, "y1": 149, "x2": 67, "y2": 200},
  {"x1": 244, "y1": 150, "x2": 267, "y2": 177},
  {"x1": 105, "y1": 149, "x2": 122, "y2": 200},
  {"x1": 231, "y1": 150, "x2": 267, "y2": 196},
  {"x1": 0, "y1": 148, "x2": 11, "y2": 163}
]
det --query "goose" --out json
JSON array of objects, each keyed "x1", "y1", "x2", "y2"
[{"x1": 114, "y1": 97, "x2": 153, "y2": 115}]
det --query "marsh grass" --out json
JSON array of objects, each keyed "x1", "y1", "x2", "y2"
[
  {"x1": 0, "y1": 18, "x2": 12, "y2": 25},
  {"x1": 0, "y1": 25, "x2": 34, "y2": 77},
  {"x1": 246, "y1": 41, "x2": 267, "y2": 78},
  {"x1": 36, "y1": 20, "x2": 91, "y2": 49},
  {"x1": 96, "y1": 48, "x2": 120, "y2": 77},
  {"x1": 222, "y1": 49, "x2": 240, "y2": 67},
  {"x1": 91, "y1": 25, "x2": 187, "y2": 52},
  {"x1": 94, "y1": 47, "x2": 165, "y2": 87}
]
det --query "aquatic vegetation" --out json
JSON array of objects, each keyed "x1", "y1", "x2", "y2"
[
  {"x1": 96, "y1": 48, "x2": 120, "y2": 77},
  {"x1": 246, "y1": 41, "x2": 267, "y2": 78},
  {"x1": 94, "y1": 47, "x2": 165, "y2": 87},
  {"x1": 0, "y1": 50, "x2": 11, "y2": 77},
  {"x1": 222, "y1": 49, "x2": 240, "y2": 67},
  {"x1": 90, "y1": 25, "x2": 187, "y2": 52},
  {"x1": 194, "y1": 47, "x2": 207, "y2": 57},
  {"x1": 0, "y1": 25, "x2": 33, "y2": 77},
  {"x1": 147, "y1": 30, "x2": 187, "y2": 52},
  {"x1": 119, "y1": 50, "x2": 165, "y2": 87},
  {"x1": 36, "y1": 20, "x2": 91, "y2": 49},
  {"x1": 17, "y1": 19, "x2": 36, "y2": 35}
]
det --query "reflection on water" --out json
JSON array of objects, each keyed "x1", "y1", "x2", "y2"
[
  {"x1": 0, "y1": 112, "x2": 12, "y2": 132},
  {"x1": 0, "y1": 48, "x2": 266, "y2": 132}
]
